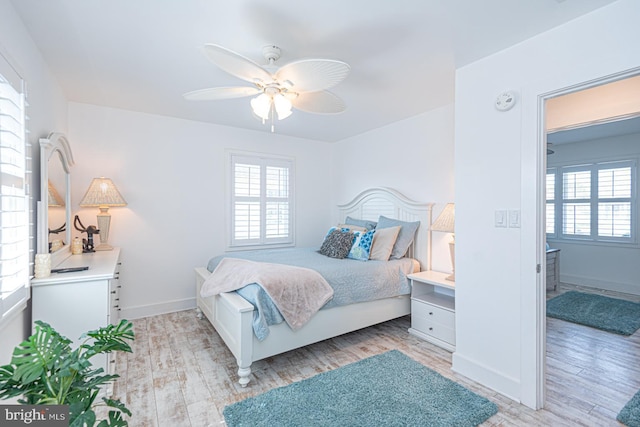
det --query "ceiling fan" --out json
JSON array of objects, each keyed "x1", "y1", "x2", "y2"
[{"x1": 183, "y1": 44, "x2": 350, "y2": 131}]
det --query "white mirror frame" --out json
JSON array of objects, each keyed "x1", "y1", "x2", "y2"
[{"x1": 37, "y1": 132, "x2": 75, "y2": 267}]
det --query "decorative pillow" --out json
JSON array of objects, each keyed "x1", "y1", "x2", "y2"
[
  {"x1": 345, "y1": 216, "x2": 377, "y2": 231},
  {"x1": 376, "y1": 216, "x2": 420, "y2": 259},
  {"x1": 324, "y1": 224, "x2": 367, "y2": 239},
  {"x1": 319, "y1": 229, "x2": 355, "y2": 259},
  {"x1": 369, "y1": 225, "x2": 401, "y2": 261},
  {"x1": 347, "y1": 229, "x2": 376, "y2": 261},
  {"x1": 335, "y1": 223, "x2": 368, "y2": 233}
]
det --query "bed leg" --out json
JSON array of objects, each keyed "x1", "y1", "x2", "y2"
[
  {"x1": 195, "y1": 307, "x2": 203, "y2": 319},
  {"x1": 238, "y1": 366, "x2": 252, "y2": 387}
]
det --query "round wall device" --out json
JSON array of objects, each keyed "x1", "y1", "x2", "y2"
[{"x1": 495, "y1": 91, "x2": 516, "y2": 111}]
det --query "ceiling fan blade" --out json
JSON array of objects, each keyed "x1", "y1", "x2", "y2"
[
  {"x1": 202, "y1": 44, "x2": 272, "y2": 84},
  {"x1": 275, "y1": 59, "x2": 350, "y2": 92},
  {"x1": 183, "y1": 86, "x2": 261, "y2": 101},
  {"x1": 291, "y1": 91, "x2": 346, "y2": 114}
]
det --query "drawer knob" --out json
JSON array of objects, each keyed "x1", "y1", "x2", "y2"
[
  {"x1": 110, "y1": 290, "x2": 116, "y2": 294},
  {"x1": 429, "y1": 312, "x2": 434, "y2": 315},
  {"x1": 429, "y1": 327, "x2": 433, "y2": 331}
]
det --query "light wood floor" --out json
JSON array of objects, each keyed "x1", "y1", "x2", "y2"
[{"x1": 106, "y1": 284, "x2": 640, "y2": 426}]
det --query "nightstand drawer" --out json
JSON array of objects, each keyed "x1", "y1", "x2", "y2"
[
  {"x1": 411, "y1": 315, "x2": 456, "y2": 345},
  {"x1": 412, "y1": 300, "x2": 455, "y2": 327}
]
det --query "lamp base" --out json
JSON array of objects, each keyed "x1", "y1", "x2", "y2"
[
  {"x1": 95, "y1": 243, "x2": 113, "y2": 251},
  {"x1": 446, "y1": 240, "x2": 455, "y2": 282}
]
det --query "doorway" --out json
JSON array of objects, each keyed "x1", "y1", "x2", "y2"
[{"x1": 538, "y1": 70, "x2": 640, "y2": 412}]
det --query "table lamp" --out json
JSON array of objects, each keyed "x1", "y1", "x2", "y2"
[
  {"x1": 431, "y1": 203, "x2": 455, "y2": 281},
  {"x1": 80, "y1": 177, "x2": 127, "y2": 251}
]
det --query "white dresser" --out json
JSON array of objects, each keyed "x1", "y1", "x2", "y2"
[
  {"x1": 31, "y1": 248, "x2": 122, "y2": 376},
  {"x1": 408, "y1": 270, "x2": 456, "y2": 351}
]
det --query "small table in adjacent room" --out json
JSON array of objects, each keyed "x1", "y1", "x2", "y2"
[
  {"x1": 546, "y1": 248, "x2": 561, "y2": 291},
  {"x1": 407, "y1": 270, "x2": 455, "y2": 351}
]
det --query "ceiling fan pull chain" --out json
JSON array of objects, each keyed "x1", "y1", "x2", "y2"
[{"x1": 271, "y1": 102, "x2": 275, "y2": 133}]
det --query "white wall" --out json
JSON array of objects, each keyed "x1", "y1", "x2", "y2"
[
  {"x1": 0, "y1": 1, "x2": 68, "y2": 364},
  {"x1": 548, "y1": 132, "x2": 640, "y2": 294},
  {"x1": 454, "y1": 0, "x2": 640, "y2": 408},
  {"x1": 68, "y1": 103, "x2": 334, "y2": 319},
  {"x1": 331, "y1": 105, "x2": 455, "y2": 273}
]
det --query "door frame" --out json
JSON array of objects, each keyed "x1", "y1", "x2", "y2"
[{"x1": 533, "y1": 66, "x2": 640, "y2": 409}]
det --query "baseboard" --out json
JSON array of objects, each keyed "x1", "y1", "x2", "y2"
[
  {"x1": 120, "y1": 297, "x2": 196, "y2": 320},
  {"x1": 560, "y1": 274, "x2": 640, "y2": 296},
  {"x1": 452, "y1": 352, "x2": 521, "y2": 403}
]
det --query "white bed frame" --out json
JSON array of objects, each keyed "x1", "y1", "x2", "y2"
[{"x1": 195, "y1": 187, "x2": 433, "y2": 386}]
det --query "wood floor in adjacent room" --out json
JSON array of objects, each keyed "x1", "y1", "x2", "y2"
[{"x1": 109, "y1": 284, "x2": 640, "y2": 426}]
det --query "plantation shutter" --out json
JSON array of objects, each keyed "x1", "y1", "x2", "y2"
[
  {"x1": 562, "y1": 168, "x2": 591, "y2": 237},
  {"x1": 0, "y1": 57, "x2": 29, "y2": 322},
  {"x1": 597, "y1": 163, "x2": 632, "y2": 238},
  {"x1": 230, "y1": 153, "x2": 294, "y2": 248},
  {"x1": 546, "y1": 171, "x2": 556, "y2": 236},
  {"x1": 556, "y1": 160, "x2": 634, "y2": 243}
]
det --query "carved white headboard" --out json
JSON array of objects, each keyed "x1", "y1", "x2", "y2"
[{"x1": 336, "y1": 187, "x2": 434, "y2": 271}]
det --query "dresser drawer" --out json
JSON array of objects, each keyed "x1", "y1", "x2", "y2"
[{"x1": 412, "y1": 300, "x2": 455, "y2": 327}]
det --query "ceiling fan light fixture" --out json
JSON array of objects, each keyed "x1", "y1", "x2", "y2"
[
  {"x1": 251, "y1": 93, "x2": 271, "y2": 121},
  {"x1": 274, "y1": 94, "x2": 293, "y2": 120}
]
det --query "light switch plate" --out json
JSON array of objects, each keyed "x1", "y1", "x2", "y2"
[
  {"x1": 509, "y1": 210, "x2": 521, "y2": 228},
  {"x1": 495, "y1": 210, "x2": 507, "y2": 228}
]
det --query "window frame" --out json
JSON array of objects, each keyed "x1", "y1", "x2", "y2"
[
  {"x1": 547, "y1": 158, "x2": 637, "y2": 246},
  {"x1": 0, "y1": 58, "x2": 30, "y2": 326},
  {"x1": 226, "y1": 150, "x2": 295, "y2": 251}
]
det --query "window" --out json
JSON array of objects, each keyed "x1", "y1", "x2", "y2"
[
  {"x1": 228, "y1": 152, "x2": 294, "y2": 249},
  {"x1": 547, "y1": 160, "x2": 635, "y2": 243},
  {"x1": 546, "y1": 170, "x2": 556, "y2": 236},
  {"x1": 0, "y1": 60, "x2": 29, "y2": 322}
]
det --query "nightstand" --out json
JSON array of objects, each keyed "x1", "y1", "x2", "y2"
[{"x1": 407, "y1": 270, "x2": 455, "y2": 351}]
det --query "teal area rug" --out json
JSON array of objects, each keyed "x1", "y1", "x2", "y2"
[
  {"x1": 618, "y1": 389, "x2": 640, "y2": 427},
  {"x1": 547, "y1": 291, "x2": 640, "y2": 336},
  {"x1": 223, "y1": 350, "x2": 498, "y2": 427}
]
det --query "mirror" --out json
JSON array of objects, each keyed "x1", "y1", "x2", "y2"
[{"x1": 38, "y1": 132, "x2": 74, "y2": 266}]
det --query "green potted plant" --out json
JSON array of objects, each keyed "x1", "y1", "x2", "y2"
[{"x1": 0, "y1": 319, "x2": 135, "y2": 426}]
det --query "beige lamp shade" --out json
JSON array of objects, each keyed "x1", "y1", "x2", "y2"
[
  {"x1": 80, "y1": 177, "x2": 127, "y2": 251},
  {"x1": 80, "y1": 177, "x2": 127, "y2": 208},
  {"x1": 431, "y1": 203, "x2": 455, "y2": 233},
  {"x1": 47, "y1": 180, "x2": 65, "y2": 207}
]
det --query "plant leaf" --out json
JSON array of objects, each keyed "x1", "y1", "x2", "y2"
[
  {"x1": 103, "y1": 397, "x2": 132, "y2": 417},
  {"x1": 11, "y1": 321, "x2": 72, "y2": 393},
  {"x1": 84, "y1": 320, "x2": 134, "y2": 355},
  {"x1": 70, "y1": 407, "x2": 96, "y2": 427}
]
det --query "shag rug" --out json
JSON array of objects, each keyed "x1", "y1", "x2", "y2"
[
  {"x1": 547, "y1": 290, "x2": 640, "y2": 336},
  {"x1": 223, "y1": 350, "x2": 498, "y2": 427},
  {"x1": 618, "y1": 389, "x2": 640, "y2": 427}
]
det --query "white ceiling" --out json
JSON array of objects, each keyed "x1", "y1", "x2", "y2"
[{"x1": 10, "y1": 0, "x2": 618, "y2": 142}]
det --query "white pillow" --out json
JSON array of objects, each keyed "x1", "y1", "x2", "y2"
[{"x1": 369, "y1": 226, "x2": 401, "y2": 261}]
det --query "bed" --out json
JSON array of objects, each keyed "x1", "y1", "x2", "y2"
[{"x1": 195, "y1": 187, "x2": 434, "y2": 386}]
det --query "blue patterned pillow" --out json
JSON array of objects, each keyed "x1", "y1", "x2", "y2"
[{"x1": 347, "y1": 229, "x2": 376, "y2": 261}]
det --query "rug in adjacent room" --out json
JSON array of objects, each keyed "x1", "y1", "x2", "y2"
[
  {"x1": 223, "y1": 350, "x2": 498, "y2": 427},
  {"x1": 618, "y1": 389, "x2": 640, "y2": 427},
  {"x1": 547, "y1": 290, "x2": 640, "y2": 336}
]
